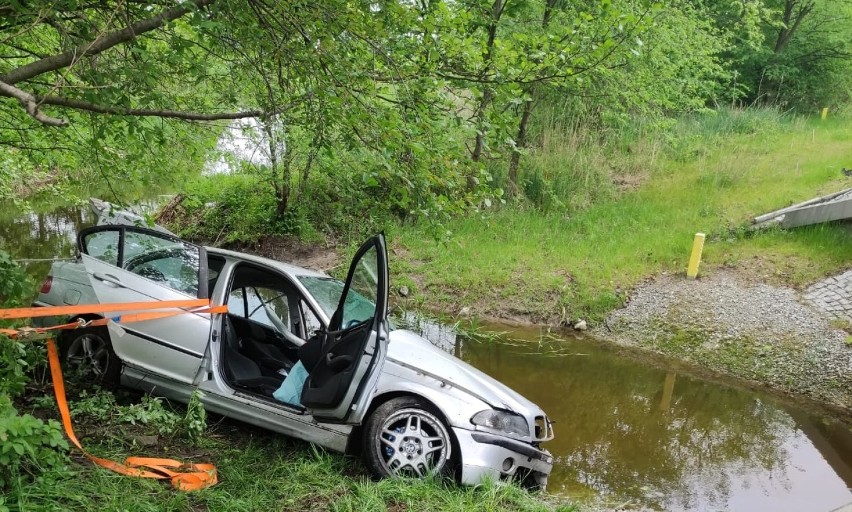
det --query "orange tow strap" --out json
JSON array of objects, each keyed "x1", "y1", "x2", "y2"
[
  {"x1": 0, "y1": 304, "x2": 228, "y2": 337},
  {"x1": 2, "y1": 300, "x2": 222, "y2": 491},
  {"x1": 46, "y1": 338, "x2": 217, "y2": 491},
  {"x1": 0, "y1": 298, "x2": 211, "y2": 319}
]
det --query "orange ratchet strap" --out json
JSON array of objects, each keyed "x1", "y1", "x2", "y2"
[
  {"x1": 46, "y1": 339, "x2": 217, "y2": 491},
  {"x1": 0, "y1": 298, "x2": 211, "y2": 319},
  {"x1": 0, "y1": 302, "x2": 228, "y2": 337},
  {"x1": 1, "y1": 300, "x2": 224, "y2": 491}
]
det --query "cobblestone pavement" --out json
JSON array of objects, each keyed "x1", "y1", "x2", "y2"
[{"x1": 805, "y1": 269, "x2": 852, "y2": 323}]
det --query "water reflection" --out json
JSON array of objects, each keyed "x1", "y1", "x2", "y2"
[
  {"x1": 0, "y1": 200, "x2": 164, "y2": 283},
  {"x1": 409, "y1": 320, "x2": 852, "y2": 512},
  {"x1": 0, "y1": 207, "x2": 95, "y2": 281}
]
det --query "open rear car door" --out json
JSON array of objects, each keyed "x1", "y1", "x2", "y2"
[
  {"x1": 300, "y1": 234, "x2": 389, "y2": 424},
  {"x1": 77, "y1": 226, "x2": 211, "y2": 384}
]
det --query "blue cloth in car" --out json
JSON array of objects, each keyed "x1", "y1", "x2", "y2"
[{"x1": 273, "y1": 360, "x2": 309, "y2": 406}]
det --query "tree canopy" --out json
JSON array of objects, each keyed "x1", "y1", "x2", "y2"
[{"x1": 1, "y1": 0, "x2": 850, "y2": 224}]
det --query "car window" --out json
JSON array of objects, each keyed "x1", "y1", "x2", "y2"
[
  {"x1": 123, "y1": 231, "x2": 174, "y2": 261},
  {"x1": 81, "y1": 228, "x2": 201, "y2": 296},
  {"x1": 84, "y1": 230, "x2": 120, "y2": 266},
  {"x1": 297, "y1": 276, "x2": 376, "y2": 328},
  {"x1": 228, "y1": 288, "x2": 246, "y2": 316},
  {"x1": 123, "y1": 245, "x2": 200, "y2": 296},
  {"x1": 300, "y1": 299, "x2": 323, "y2": 335},
  {"x1": 207, "y1": 256, "x2": 226, "y2": 293},
  {"x1": 228, "y1": 286, "x2": 290, "y2": 333}
]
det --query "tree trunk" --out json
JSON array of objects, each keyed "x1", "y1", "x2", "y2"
[
  {"x1": 758, "y1": 0, "x2": 815, "y2": 105},
  {"x1": 505, "y1": 0, "x2": 554, "y2": 197},
  {"x1": 507, "y1": 92, "x2": 534, "y2": 198},
  {"x1": 467, "y1": 0, "x2": 503, "y2": 190},
  {"x1": 774, "y1": 0, "x2": 815, "y2": 54},
  {"x1": 275, "y1": 152, "x2": 292, "y2": 217}
]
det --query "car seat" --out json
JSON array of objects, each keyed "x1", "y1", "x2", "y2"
[
  {"x1": 240, "y1": 322, "x2": 294, "y2": 375},
  {"x1": 222, "y1": 316, "x2": 284, "y2": 396}
]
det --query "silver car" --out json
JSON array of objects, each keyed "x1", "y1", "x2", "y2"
[{"x1": 34, "y1": 223, "x2": 554, "y2": 488}]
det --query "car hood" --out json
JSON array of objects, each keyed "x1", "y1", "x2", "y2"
[{"x1": 387, "y1": 329, "x2": 542, "y2": 415}]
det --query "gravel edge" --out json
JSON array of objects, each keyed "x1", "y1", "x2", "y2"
[{"x1": 595, "y1": 269, "x2": 852, "y2": 416}]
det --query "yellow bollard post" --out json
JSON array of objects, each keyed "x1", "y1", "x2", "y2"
[
  {"x1": 687, "y1": 233, "x2": 705, "y2": 279},
  {"x1": 821, "y1": 107, "x2": 829, "y2": 120}
]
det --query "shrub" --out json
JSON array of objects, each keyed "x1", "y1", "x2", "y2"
[
  {"x1": 0, "y1": 395, "x2": 68, "y2": 491},
  {"x1": 71, "y1": 388, "x2": 207, "y2": 442},
  {"x1": 0, "y1": 250, "x2": 69, "y2": 494}
]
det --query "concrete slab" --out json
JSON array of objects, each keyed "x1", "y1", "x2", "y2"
[
  {"x1": 783, "y1": 196, "x2": 852, "y2": 228},
  {"x1": 753, "y1": 187, "x2": 852, "y2": 228}
]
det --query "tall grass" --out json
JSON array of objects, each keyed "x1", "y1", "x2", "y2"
[
  {"x1": 507, "y1": 104, "x2": 654, "y2": 212},
  {"x1": 510, "y1": 106, "x2": 803, "y2": 214}
]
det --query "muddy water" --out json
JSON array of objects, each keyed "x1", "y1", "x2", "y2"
[
  {"x1": 5, "y1": 206, "x2": 852, "y2": 511},
  {"x1": 454, "y1": 325, "x2": 852, "y2": 511}
]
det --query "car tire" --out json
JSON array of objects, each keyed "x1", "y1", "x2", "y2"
[
  {"x1": 363, "y1": 396, "x2": 455, "y2": 480},
  {"x1": 58, "y1": 326, "x2": 121, "y2": 387}
]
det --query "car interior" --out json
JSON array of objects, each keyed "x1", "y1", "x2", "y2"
[{"x1": 220, "y1": 263, "x2": 320, "y2": 403}]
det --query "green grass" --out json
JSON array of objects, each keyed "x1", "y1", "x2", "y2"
[
  {"x1": 10, "y1": 431, "x2": 570, "y2": 512},
  {"x1": 6, "y1": 390, "x2": 573, "y2": 512},
  {"x1": 392, "y1": 114, "x2": 852, "y2": 324}
]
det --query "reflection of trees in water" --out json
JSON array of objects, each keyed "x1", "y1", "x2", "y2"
[
  {"x1": 461, "y1": 337, "x2": 794, "y2": 510},
  {"x1": 0, "y1": 206, "x2": 95, "y2": 280}
]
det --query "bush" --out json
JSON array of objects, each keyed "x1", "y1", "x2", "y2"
[
  {"x1": 0, "y1": 250, "x2": 69, "y2": 495},
  {"x1": 0, "y1": 250, "x2": 31, "y2": 308},
  {"x1": 0, "y1": 395, "x2": 68, "y2": 491},
  {"x1": 72, "y1": 389, "x2": 182, "y2": 436}
]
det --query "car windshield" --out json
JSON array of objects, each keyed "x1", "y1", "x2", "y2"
[{"x1": 298, "y1": 276, "x2": 393, "y2": 330}]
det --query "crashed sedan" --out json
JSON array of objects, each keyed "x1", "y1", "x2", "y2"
[{"x1": 34, "y1": 225, "x2": 554, "y2": 488}]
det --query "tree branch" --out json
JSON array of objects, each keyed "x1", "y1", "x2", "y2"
[
  {"x1": 0, "y1": 86, "x2": 313, "y2": 126},
  {"x1": 0, "y1": 80, "x2": 68, "y2": 126},
  {"x1": 1, "y1": 0, "x2": 216, "y2": 86},
  {"x1": 38, "y1": 95, "x2": 263, "y2": 121}
]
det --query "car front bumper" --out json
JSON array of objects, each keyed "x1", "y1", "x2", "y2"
[{"x1": 453, "y1": 427, "x2": 553, "y2": 490}]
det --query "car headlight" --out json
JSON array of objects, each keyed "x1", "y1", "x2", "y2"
[{"x1": 471, "y1": 409, "x2": 530, "y2": 437}]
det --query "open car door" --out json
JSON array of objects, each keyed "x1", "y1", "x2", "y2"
[
  {"x1": 77, "y1": 226, "x2": 211, "y2": 384},
  {"x1": 300, "y1": 234, "x2": 389, "y2": 424}
]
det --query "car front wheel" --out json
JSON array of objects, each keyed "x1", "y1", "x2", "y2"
[
  {"x1": 58, "y1": 326, "x2": 120, "y2": 386},
  {"x1": 363, "y1": 396, "x2": 455, "y2": 480}
]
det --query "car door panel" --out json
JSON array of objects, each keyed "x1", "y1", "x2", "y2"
[
  {"x1": 78, "y1": 226, "x2": 211, "y2": 384},
  {"x1": 300, "y1": 234, "x2": 389, "y2": 424}
]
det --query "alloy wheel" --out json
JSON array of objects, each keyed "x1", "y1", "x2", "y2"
[
  {"x1": 374, "y1": 407, "x2": 451, "y2": 478},
  {"x1": 66, "y1": 332, "x2": 111, "y2": 378}
]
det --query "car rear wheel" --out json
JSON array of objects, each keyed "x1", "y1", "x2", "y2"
[
  {"x1": 363, "y1": 396, "x2": 454, "y2": 480},
  {"x1": 58, "y1": 326, "x2": 120, "y2": 386}
]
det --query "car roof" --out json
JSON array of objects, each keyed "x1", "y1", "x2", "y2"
[
  {"x1": 88, "y1": 202, "x2": 333, "y2": 281},
  {"x1": 205, "y1": 246, "x2": 331, "y2": 280}
]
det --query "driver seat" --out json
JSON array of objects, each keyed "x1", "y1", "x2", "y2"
[{"x1": 222, "y1": 316, "x2": 283, "y2": 396}]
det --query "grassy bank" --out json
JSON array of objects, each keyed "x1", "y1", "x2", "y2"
[
  {"x1": 391, "y1": 114, "x2": 852, "y2": 325},
  {"x1": 6, "y1": 386, "x2": 572, "y2": 512}
]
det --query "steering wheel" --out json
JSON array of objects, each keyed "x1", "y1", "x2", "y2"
[{"x1": 135, "y1": 265, "x2": 167, "y2": 282}]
